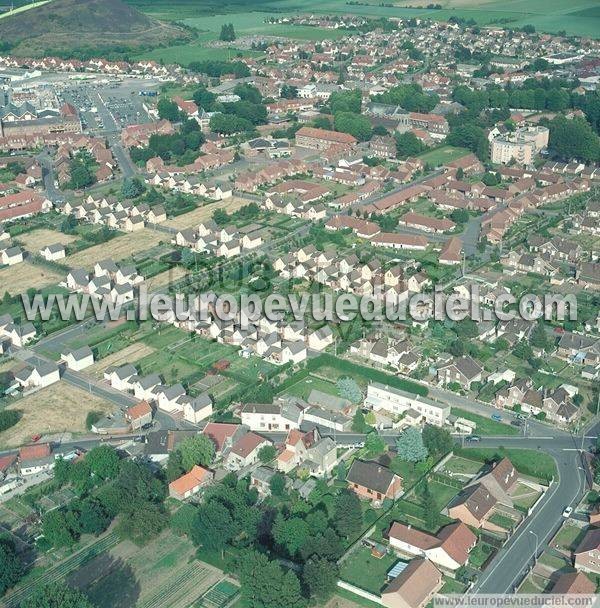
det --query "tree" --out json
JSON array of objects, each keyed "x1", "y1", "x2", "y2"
[
  {"x1": 219, "y1": 23, "x2": 236, "y2": 41},
  {"x1": 69, "y1": 164, "x2": 94, "y2": 189},
  {"x1": 333, "y1": 112, "x2": 371, "y2": 141},
  {"x1": 446, "y1": 123, "x2": 489, "y2": 161},
  {"x1": 395, "y1": 427, "x2": 428, "y2": 462},
  {"x1": 548, "y1": 115, "x2": 600, "y2": 163},
  {"x1": 21, "y1": 583, "x2": 95, "y2": 608},
  {"x1": 0, "y1": 410, "x2": 20, "y2": 432},
  {"x1": 75, "y1": 499, "x2": 111, "y2": 536},
  {"x1": 530, "y1": 320, "x2": 551, "y2": 351},
  {"x1": 258, "y1": 444, "x2": 277, "y2": 464},
  {"x1": 121, "y1": 177, "x2": 146, "y2": 199},
  {"x1": 272, "y1": 515, "x2": 311, "y2": 557},
  {"x1": 337, "y1": 377, "x2": 362, "y2": 403},
  {"x1": 302, "y1": 557, "x2": 338, "y2": 602},
  {"x1": 365, "y1": 430, "x2": 385, "y2": 457},
  {"x1": 116, "y1": 501, "x2": 168, "y2": 545},
  {"x1": 329, "y1": 89, "x2": 362, "y2": 114},
  {"x1": 177, "y1": 435, "x2": 215, "y2": 471},
  {"x1": 157, "y1": 98, "x2": 181, "y2": 121},
  {"x1": 239, "y1": 550, "x2": 306, "y2": 608},
  {"x1": 209, "y1": 113, "x2": 254, "y2": 135},
  {"x1": 280, "y1": 84, "x2": 298, "y2": 99},
  {"x1": 395, "y1": 132, "x2": 426, "y2": 158},
  {"x1": 85, "y1": 445, "x2": 120, "y2": 481},
  {"x1": 269, "y1": 473, "x2": 286, "y2": 497},
  {"x1": 422, "y1": 425, "x2": 454, "y2": 458},
  {"x1": 42, "y1": 510, "x2": 78, "y2": 547},
  {"x1": 192, "y1": 501, "x2": 233, "y2": 557},
  {"x1": 421, "y1": 482, "x2": 440, "y2": 530},
  {"x1": 233, "y1": 83, "x2": 262, "y2": 104},
  {"x1": 166, "y1": 450, "x2": 186, "y2": 482},
  {"x1": 0, "y1": 539, "x2": 23, "y2": 597},
  {"x1": 334, "y1": 489, "x2": 363, "y2": 539},
  {"x1": 351, "y1": 409, "x2": 369, "y2": 433}
]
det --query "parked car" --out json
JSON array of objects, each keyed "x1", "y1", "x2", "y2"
[
  {"x1": 491, "y1": 413, "x2": 502, "y2": 422},
  {"x1": 465, "y1": 435, "x2": 481, "y2": 443},
  {"x1": 562, "y1": 506, "x2": 573, "y2": 518}
]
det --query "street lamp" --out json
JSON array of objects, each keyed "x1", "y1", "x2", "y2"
[{"x1": 529, "y1": 530, "x2": 539, "y2": 565}]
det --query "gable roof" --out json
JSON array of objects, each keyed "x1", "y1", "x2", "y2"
[
  {"x1": 169, "y1": 465, "x2": 211, "y2": 496},
  {"x1": 382, "y1": 558, "x2": 441, "y2": 607},
  {"x1": 346, "y1": 459, "x2": 398, "y2": 494}
]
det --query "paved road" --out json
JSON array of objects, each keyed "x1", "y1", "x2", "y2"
[{"x1": 468, "y1": 432, "x2": 592, "y2": 594}]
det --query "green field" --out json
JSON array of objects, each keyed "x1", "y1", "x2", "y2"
[
  {"x1": 134, "y1": 10, "x2": 353, "y2": 63},
  {"x1": 127, "y1": 0, "x2": 600, "y2": 38},
  {"x1": 417, "y1": 146, "x2": 471, "y2": 167},
  {"x1": 455, "y1": 447, "x2": 557, "y2": 482},
  {"x1": 450, "y1": 407, "x2": 518, "y2": 436}
]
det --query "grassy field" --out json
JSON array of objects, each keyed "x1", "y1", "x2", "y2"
[
  {"x1": 0, "y1": 383, "x2": 115, "y2": 448},
  {"x1": 283, "y1": 375, "x2": 340, "y2": 400},
  {"x1": 129, "y1": 0, "x2": 600, "y2": 38},
  {"x1": 417, "y1": 146, "x2": 471, "y2": 167},
  {"x1": 450, "y1": 407, "x2": 518, "y2": 436},
  {"x1": 16, "y1": 228, "x2": 77, "y2": 251},
  {"x1": 455, "y1": 446, "x2": 557, "y2": 482},
  {"x1": 64, "y1": 228, "x2": 162, "y2": 269},
  {"x1": 0, "y1": 261, "x2": 63, "y2": 296}
]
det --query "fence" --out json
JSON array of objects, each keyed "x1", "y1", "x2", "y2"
[{"x1": 337, "y1": 580, "x2": 383, "y2": 605}]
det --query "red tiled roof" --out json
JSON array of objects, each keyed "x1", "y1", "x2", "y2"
[{"x1": 19, "y1": 443, "x2": 51, "y2": 461}]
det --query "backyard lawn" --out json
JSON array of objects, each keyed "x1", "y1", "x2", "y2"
[{"x1": 340, "y1": 546, "x2": 400, "y2": 595}]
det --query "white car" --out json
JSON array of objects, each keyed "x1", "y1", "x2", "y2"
[{"x1": 562, "y1": 506, "x2": 573, "y2": 518}]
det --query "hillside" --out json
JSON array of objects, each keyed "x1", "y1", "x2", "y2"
[{"x1": 0, "y1": 0, "x2": 191, "y2": 57}]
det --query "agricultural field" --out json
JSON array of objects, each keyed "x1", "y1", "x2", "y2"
[
  {"x1": 0, "y1": 383, "x2": 115, "y2": 448},
  {"x1": 0, "y1": 261, "x2": 64, "y2": 296},
  {"x1": 15, "y1": 228, "x2": 77, "y2": 251},
  {"x1": 64, "y1": 228, "x2": 163, "y2": 268},
  {"x1": 130, "y1": 0, "x2": 600, "y2": 38}
]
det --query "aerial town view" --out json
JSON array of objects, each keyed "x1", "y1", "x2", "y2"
[{"x1": 0, "y1": 0, "x2": 598, "y2": 606}]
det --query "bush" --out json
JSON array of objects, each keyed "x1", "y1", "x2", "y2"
[{"x1": 0, "y1": 410, "x2": 21, "y2": 432}]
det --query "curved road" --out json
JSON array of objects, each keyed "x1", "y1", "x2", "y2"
[{"x1": 468, "y1": 431, "x2": 593, "y2": 594}]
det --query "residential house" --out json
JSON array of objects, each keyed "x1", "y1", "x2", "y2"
[
  {"x1": 381, "y1": 558, "x2": 443, "y2": 608},
  {"x1": 61, "y1": 346, "x2": 94, "y2": 371},
  {"x1": 387, "y1": 521, "x2": 477, "y2": 571},
  {"x1": 169, "y1": 465, "x2": 213, "y2": 500},
  {"x1": 225, "y1": 432, "x2": 272, "y2": 471},
  {"x1": 19, "y1": 443, "x2": 54, "y2": 475},
  {"x1": 125, "y1": 400, "x2": 153, "y2": 430},
  {"x1": 437, "y1": 356, "x2": 484, "y2": 390},
  {"x1": 346, "y1": 459, "x2": 403, "y2": 504}
]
